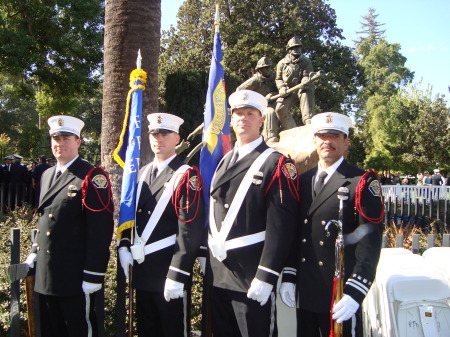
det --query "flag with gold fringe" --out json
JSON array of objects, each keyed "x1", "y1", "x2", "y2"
[
  {"x1": 199, "y1": 5, "x2": 231, "y2": 215},
  {"x1": 113, "y1": 56, "x2": 147, "y2": 239}
]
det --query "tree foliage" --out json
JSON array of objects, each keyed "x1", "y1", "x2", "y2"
[
  {"x1": 0, "y1": 0, "x2": 104, "y2": 159},
  {"x1": 366, "y1": 82, "x2": 450, "y2": 172},
  {"x1": 160, "y1": 0, "x2": 363, "y2": 115},
  {"x1": 0, "y1": 1, "x2": 104, "y2": 100}
]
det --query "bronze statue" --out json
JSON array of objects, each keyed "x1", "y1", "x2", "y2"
[
  {"x1": 274, "y1": 36, "x2": 317, "y2": 128},
  {"x1": 236, "y1": 57, "x2": 279, "y2": 142}
]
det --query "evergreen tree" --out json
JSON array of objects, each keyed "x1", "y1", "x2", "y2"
[
  {"x1": 353, "y1": 8, "x2": 415, "y2": 170},
  {"x1": 354, "y1": 8, "x2": 386, "y2": 46}
]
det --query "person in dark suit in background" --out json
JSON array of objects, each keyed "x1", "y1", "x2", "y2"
[
  {"x1": 207, "y1": 90, "x2": 299, "y2": 337},
  {"x1": 32, "y1": 155, "x2": 51, "y2": 206},
  {"x1": 8, "y1": 154, "x2": 28, "y2": 209},
  {"x1": 118, "y1": 112, "x2": 205, "y2": 337},
  {"x1": 280, "y1": 112, "x2": 384, "y2": 337},
  {"x1": 24, "y1": 115, "x2": 114, "y2": 337}
]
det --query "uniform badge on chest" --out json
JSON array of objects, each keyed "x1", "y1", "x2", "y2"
[
  {"x1": 67, "y1": 184, "x2": 78, "y2": 197},
  {"x1": 252, "y1": 171, "x2": 264, "y2": 185}
]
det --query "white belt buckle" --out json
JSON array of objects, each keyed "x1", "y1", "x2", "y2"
[
  {"x1": 130, "y1": 239, "x2": 145, "y2": 264},
  {"x1": 209, "y1": 237, "x2": 227, "y2": 262}
]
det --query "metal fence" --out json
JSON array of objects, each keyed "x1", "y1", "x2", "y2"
[
  {"x1": 1, "y1": 183, "x2": 36, "y2": 214},
  {"x1": 382, "y1": 185, "x2": 450, "y2": 228}
]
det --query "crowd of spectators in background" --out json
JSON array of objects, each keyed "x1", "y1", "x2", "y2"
[
  {"x1": 379, "y1": 169, "x2": 449, "y2": 186},
  {"x1": 0, "y1": 154, "x2": 53, "y2": 212}
]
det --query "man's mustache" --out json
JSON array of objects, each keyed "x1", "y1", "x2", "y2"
[{"x1": 321, "y1": 145, "x2": 336, "y2": 151}]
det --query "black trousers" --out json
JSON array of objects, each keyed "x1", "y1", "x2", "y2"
[
  {"x1": 135, "y1": 289, "x2": 189, "y2": 337},
  {"x1": 210, "y1": 286, "x2": 277, "y2": 337},
  {"x1": 296, "y1": 308, "x2": 363, "y2": 337},
  {"x1": 38, "y1": 292, "x2": 97, "y2": 337}
]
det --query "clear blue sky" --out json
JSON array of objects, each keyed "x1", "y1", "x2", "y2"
[{"x1": 162, "y1": 0, "x2": 450, "y2": 98}]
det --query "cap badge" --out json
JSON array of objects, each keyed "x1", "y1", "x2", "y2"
[
  {"x1": 325, "y1": 113, "x2": 333, "y2": 124},
  {"x1": 57, "y1": 118, "x2": 64, "y2": 126},
  {"x1": 242, "y1": 92, "x2": 249, "y2": 101},
  {"x1": 156, "y1": 115, "x2": 163, "y2": 124}
]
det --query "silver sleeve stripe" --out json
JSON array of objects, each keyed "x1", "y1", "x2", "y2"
[
  {"x1": 120, "y1": 238, "x2": 130, "y2": 243},
  {"x1": 258, "y1": 265, "x2": 280, "y2": 277},
  {"x1": 283, "y1": 267, "x2": 297, "y2": 273},
  {"x1": 283, "y1": 270, "x2": 296, "y2": 276},
  {"x1": 347, "y1": 277, "x2": 369, "y2": 292},
  {"x1": 83, "y1": 270, "x2": 106, "y2": 276},
  {"x1": 346, "y1": 279, "x2": 369, "y2": 295},
  {"x1": 200, "y1": 246, "x2": 207, "y2": 250},
  {"x1": 169, "y1": 266, "x2": 190, "y2": 276}
]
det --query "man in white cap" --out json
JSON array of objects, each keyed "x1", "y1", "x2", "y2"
[
  {"x1": 279, "y1": 112, "x2": 384, "y2": 337},
  {"x1": 117, "y1": 112, "x2": 205, "y2": 337},
  {"x1": 207, "y1": 90, "x2": 299, "y2": 336},
  {"x1": 24, "y1": 115, "x2": 114, "y2": 337}
]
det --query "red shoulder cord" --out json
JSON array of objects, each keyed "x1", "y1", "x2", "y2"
[
  {"x1": 81, "y1": 167, "x2": 114, "y2": 213},
  {"x1": 264, "y1": 155, "x2": 300, "y2": 203},
  {"x1": 354, "y1": 169, "x2": 384, "y2": 223},
  {"x1": 171, "y1": 166, "x2": 203, "y2": 223}
]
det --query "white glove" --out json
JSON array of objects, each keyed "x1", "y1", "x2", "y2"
[
  {"x1": 332, "y1": 294, "x2": 359, "y2": 323},
  {"x1": 25, "y1": 253, "x2": 37, "y2": 268},
  {"x1": 247, "y1": 278, "x2": 273, "y2": 306},
  {"x1": 279, "y1": 282, "x2": 296, "y2": 308},
  {"x1": 198, "y1": 257, "x2": 206, "y2": 275},
  {"x1": 118, "y1": 247, "x2": 133, "y2": 279},
  {"x1": 164, "y1": 278, "x2": 184, "y2": 302},
  {"x1": 82, "y1": 281, "x2": 102, "y2": 294}
]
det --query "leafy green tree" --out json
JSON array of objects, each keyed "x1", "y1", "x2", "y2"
[
  {"x1": 160, "y1": 0, "x2": 362, "y2": 115},
  {"x1": 0, "y1": 1, "x2": 103, "y2": 99},
  {"x1": 367, "y1": 82, "x2": 450, "y2": 172},
  {"x1": 0, "y1": 0, "x2": 105, "y2": 159}
]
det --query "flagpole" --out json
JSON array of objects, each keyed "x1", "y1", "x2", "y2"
[{"x1": 113, "y1": 50, "x2": 147, "y2": 337}]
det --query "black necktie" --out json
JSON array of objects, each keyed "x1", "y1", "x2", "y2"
[
  {"x1": 227, "y1": 150, "x2": 238, "y2": 169},
  {"x1": 314, "y1": 171, "x2": 328, "y2": 196},
  {"x1": 150, "y1": 165, "x2": 158, "y2": 184},
  {"x1": 51, "y1": 170, "x2": 61, "y2": 186}
]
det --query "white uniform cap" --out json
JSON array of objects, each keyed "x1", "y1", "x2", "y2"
[
  {"x1": 311, "y1": 112, "x2": 352, "y2": 136},
  {"x1": 48, "y1": 115, "x2": 85, "y2": 137},
  {"x1": 229, "y1": 90, "x2": 268, "y2": 113},
  {"x1": 147, "y1": 113, "x2": 184, "y2": 134},
  {"x1": 13, "y1": 154, "x2": 23, "y2": 159},
  {"x1": 434, "y1": 169, "x2": 440, "y2": 173}
]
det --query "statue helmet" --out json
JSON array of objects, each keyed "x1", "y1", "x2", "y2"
[
  {"x1": 255, "y1": 56, "x2": 272, "y2": 70},
  {"x1": 286, "y1": 36, "x2": 303, "y2": 51}
]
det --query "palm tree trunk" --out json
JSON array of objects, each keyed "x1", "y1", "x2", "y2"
[{"x1": 102, "y1": 0, "x2": 161, "y2": 208}]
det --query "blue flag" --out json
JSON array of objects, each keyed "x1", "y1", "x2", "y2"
[
  {"x1": 200, "y1": 31, "x2": 231, "y2": 215},
  {"x1": 113, "y1": 69, "x2": 147, "y2": 239}
]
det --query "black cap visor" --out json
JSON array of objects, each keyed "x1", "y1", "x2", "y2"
[
  {"x1": 314, "y1": 129, "x2": 346, "y2": 135},
  {"x1": 50, "y1": 131, "x2": 78, "y2": 137},
  {"x1": 148, "y1": 128, "x2": 175, "y2": 134}
]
